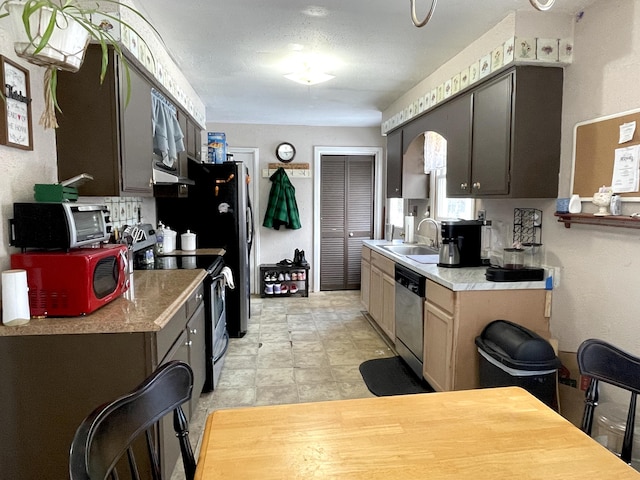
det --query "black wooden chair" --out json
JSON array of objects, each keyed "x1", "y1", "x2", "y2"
[
  {"x1": 577, "y1": 339, "x2": 640, "y2": 464},
  {"x1": 69, "y1": 361, "x2": 196, "y2": 480}
]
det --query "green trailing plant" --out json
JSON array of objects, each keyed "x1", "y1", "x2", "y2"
[{"x1": 0, "y1": 0, "x2": 161, "y2": 128}]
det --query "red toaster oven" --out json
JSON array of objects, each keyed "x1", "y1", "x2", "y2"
[{"x1": 10, "y1": 244, "x2": 129, "y2": 317}]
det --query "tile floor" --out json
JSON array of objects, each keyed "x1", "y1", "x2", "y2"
[{"x1": 171, "y1": 290, "x2": 394, "y2": 479}]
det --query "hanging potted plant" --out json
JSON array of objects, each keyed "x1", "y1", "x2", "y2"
[{"x1": 0, "y1": 0, "x2": 159, "y2": 128}]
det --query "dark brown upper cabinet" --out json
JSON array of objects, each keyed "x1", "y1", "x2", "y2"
[
  {"x1": 56, "y1": 45, "x2": 202, "y2": 198},
  {"x1": 386, "y1": 129, "x2": 403, "y2": 197},
  {"x1": 56, "y1": 45, "x2": 154, "y2": 197},
  {"x1": 387, "y1": 65, "x2": 563, "y2": 200},
  {"x1": 449, "y1": 66, "x2": 563, "y2": 198}
]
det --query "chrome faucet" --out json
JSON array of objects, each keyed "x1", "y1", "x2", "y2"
[{"x1": 416, "y1": 217, "x2": 440, "y2": 248}]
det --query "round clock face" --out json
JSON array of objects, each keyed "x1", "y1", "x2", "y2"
[{"x1": 276, "y1": 142, "x2": 296, "y2": 163}]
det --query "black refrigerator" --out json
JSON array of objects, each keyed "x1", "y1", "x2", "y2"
[{"x1": 156, "y1": 160, "x2": 253, "y2": 337}]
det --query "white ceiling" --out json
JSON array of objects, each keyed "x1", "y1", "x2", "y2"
[{"x1": 137, "y1": 0, "x2": 594, "y2": 128}]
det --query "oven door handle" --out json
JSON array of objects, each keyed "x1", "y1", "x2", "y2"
[
  {"x1": 213, "y1": 331, "x2": 230, "y2": 363},
  {"x1": 210, "y1": 273, "x2": 226, "y2": 284}
]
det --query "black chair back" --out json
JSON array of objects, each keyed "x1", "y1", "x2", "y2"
[
  {"x1": 69, "y1": 361, "x2": 196, "y2": 480},
  {"x1": 577, "y1": 339, "x2": 640, "y2": 465}
]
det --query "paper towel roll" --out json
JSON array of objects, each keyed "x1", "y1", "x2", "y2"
[
  {"x1": 2, "y1": 269, "x2": 30, "y2": 326},
  {"x1": 404, "y1": 215, "x2": 415, "y2": 243}
]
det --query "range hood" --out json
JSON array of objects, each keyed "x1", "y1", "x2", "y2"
[
  {"x1": 152, "y1": 156, "x2": 194, "y2": 198},
  {"x1": 152, "y1": 160, "x2": 194, "y2": 186}
]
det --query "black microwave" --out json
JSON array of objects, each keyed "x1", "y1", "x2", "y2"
[{"x1": 10, "y1": 202, "x2": 111, "y2": 249}]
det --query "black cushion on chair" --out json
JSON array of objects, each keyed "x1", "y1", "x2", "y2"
[
  {"x1": 577, "y1": 339, "x2": 640, "y2": 465},
  {"x1": 69, "y1": 361, "x2": 196, "y2": 480}
]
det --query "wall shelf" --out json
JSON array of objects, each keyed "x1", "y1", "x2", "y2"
[{"x1": 554, "y1": 213, "x2": 640, "y2": 229}]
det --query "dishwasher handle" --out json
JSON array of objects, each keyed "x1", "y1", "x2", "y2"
[{"x1": 395, "y1": 264, "x2": 426, "y2": 297}]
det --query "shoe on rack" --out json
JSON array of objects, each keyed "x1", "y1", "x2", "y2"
[
  {"x1": 265, "y1": 284, "x2": 274, "y2": 295},
  {"x1": 289, "y1": 284, "x2": 298, "y2": 294},
  {"x1": 291, "y1": 272, "x2": 298, "y2": 281},
  {"x1": 281, "y1": 284, "x2": 288, "y2": 294},
  {"x1": 278, "y1": 272, "x2": 285, "y2": 281},
  {"x1": 284, "y1": 272, "x2": 291, "y2": 281},
  {"x1": 297, "y1": 250, "x2": 309, "y2": 267},
  {"x1": 273, "y1": 283, "x2": 281, "y2": 294},
  {"x1": 297, "y1": 270, "x2": 306, "y2": 281},
  {"x1": 277, "y1": 258, "x2": 293, "y2": 266},
  {"x1": 293, "y1": 249, "x2": 301, "y2": 265}
]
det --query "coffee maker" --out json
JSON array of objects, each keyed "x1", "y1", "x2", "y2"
[{"x1": 438, "y1": 219, "x2": 483, "y2": 268}]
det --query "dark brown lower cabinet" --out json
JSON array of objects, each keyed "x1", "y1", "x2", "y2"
[{"x1": 0, "y1": 284, "x2": 205, "y2": 480}]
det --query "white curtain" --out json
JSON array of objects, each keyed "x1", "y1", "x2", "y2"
[{"x1": 423, "y1": 131, "x2": 446, "y2": 173}]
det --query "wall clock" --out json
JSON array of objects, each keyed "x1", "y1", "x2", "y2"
[{"x1": 276, "y1": 142, "x2": 296, "y2": 163}]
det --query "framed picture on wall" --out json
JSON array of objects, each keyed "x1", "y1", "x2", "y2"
[{"x1": 0, "y1": 55, "x2": 33, "y2": 150}]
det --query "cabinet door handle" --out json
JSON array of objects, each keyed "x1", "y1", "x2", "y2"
[
  {"x1": 189, "y1": 328, "x2": 198, "y2": 335},
  {"x1": 185, "y1": 340, "x2": 193, "y2": 347},
  {"x1": 196, "y1": 293, "x2": 203, "y2": 301},
  {"x1": 349, "y1": 232, "x2": 354, "y2": 237},
  {"x1": 460, "y1": 183, "x2": 468, "y2": 190},
  {"x1": 473, "y1": 182, "x2": 481, "y2": 190}
]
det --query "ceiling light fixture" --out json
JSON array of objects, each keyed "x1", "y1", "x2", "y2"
[
  {"x1": 284, "y1": 68, "x2": 335, "y2": 86},
  {"x1": 282, "y1": 53, "x2": 337, "y2": 86},
  {"x1": 529, "y1": 0, "x2": 555, "y2": 11}
]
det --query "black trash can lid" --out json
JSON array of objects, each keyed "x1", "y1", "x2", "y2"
[{"x1": 475, "y1": 320, "x2": 561, "y2": 371}]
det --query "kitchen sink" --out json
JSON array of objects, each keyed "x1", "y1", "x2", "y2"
[{"x1": 382, "y1": 244, "x2": 440, "y2": 256}]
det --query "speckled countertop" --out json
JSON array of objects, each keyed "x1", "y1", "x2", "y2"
[
  {"x1": 365, "y1": 240, "x2": 549, "y2": 291},
  {"x1": 0, "y1": 269, "x2": 206, "y2": 336}
]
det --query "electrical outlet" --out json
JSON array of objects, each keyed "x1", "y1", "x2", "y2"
[{"x1": 478, "y1": 209, "x2": 486, "y2": 221}]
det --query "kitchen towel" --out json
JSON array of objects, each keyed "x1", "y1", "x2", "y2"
[
  {"x1": 221, "y1": 266, "x2": 235, "y2": 289},
  {"x1": 2, "y1": 269, "x2": 31, "y2": 325},
  {"x1": 152, "y1": 89, "x2": 185, "y2": 168}
]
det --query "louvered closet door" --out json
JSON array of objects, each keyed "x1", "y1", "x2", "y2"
[{"x1": 320, "y1": 155, "x2": 374, "y2": 290}]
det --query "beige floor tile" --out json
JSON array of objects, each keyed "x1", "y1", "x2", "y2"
[
  {"x1": 293, "y1": 351, "x2": 331, "y2": 368},
  {"x1": 298, "y1": 382, "x2": 343, "y2": 402},
  {"x1": 255, "y1": 367, "x2": 296, "y2": 386},
  {"x1": 331, "y1": 365, "x2": 367, "y2": 383},
  {"x1": 256, "y1": 385, "x2": 299, "y2": 405},
  {"x1": 223, "y1": 354, "x2": 257, "y2": 369},
  {"x1": 294, "y1": 367, "x2": 335, "y2": 384},
  {"x1": 217, "y1": 368, "x2": 256, "y2": 388}
]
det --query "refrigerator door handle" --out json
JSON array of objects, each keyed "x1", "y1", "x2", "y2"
[{"x1": 247, "y1": 192, "x2": 254, "y2": 255}]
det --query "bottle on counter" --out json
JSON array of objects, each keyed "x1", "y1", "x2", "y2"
[{"x1": 155, "y1": 222, "x2": 165, "y2": 254}]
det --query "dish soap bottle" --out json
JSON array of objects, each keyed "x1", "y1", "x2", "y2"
[
  {"x1": 568, "y1": 194, "x2": 582, "y2": 214},
  {"x1": 155, "y1": 222, "x2": 165, "y2": 254}
]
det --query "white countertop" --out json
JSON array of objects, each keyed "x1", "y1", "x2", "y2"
[{"x1": 364, "y1": 240, "x2": 549, "y2": 292}]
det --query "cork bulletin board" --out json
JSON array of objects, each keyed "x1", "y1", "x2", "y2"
[{"x1": 572, "y1": 108, "x2": 640, "y2": 199}]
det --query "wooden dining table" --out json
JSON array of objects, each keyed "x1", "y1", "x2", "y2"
[{"x1": 194, "y1": 386, "x2": 640, "y2": 479}]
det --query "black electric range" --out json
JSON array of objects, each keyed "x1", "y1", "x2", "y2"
[
  {"x1": 132, "y1": 235, "x2": 228, "y2": 392},
  {"x1": 135, "y1": 252, "x2": 224, "y2": 273}
]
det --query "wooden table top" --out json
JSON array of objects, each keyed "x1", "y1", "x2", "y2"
[{"x1": 194, "y1": 387, "x2": 640, "y2": 479}]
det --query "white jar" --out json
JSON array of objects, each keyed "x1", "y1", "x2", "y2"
[
  {"x1": 181, "y1": 230, "x2": 196, "y2": 251},
  {"x1": 163, "y1": 228, "x2": 176, "y2": 253}
]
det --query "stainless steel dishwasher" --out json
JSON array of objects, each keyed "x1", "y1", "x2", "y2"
[{"x1": 395, "y1": 264, "x2": 427, "y2": 378}]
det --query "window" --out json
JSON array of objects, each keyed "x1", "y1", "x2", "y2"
[{"x1": 424, "y1": 132, "x2": 474, "y2": 221}]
